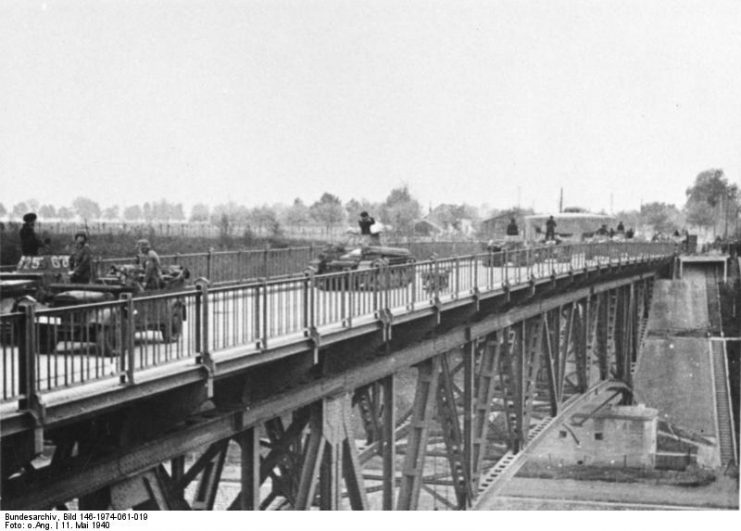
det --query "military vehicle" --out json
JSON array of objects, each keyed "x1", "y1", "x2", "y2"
[
  {"x1": 307, "y1": 244, "x2": 416, "y2": 290},
  {"x1": 29, "y1": 264, "x2": 189, "y2": 356},
  {"x1": 0, "y1": 255, "x2": 74, "y2": 345}
]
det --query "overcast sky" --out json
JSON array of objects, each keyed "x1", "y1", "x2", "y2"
[{"x1": 2, "y1": 0, "x2": 741, "y2": 217}]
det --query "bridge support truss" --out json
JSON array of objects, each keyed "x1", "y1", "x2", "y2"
[{"x1": 1, "y1": 274, "x2": 658, "y2": 510}]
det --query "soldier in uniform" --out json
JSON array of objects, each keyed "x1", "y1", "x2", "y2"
[
  {"x1": 135, "y1": 239, "x2": 162, "y2": 289},
  {"x1": 69, "y1": 232, "x2": 93, "y2": 283},
  {"x1": 545, "y1": 215, "x2": 557, "y2": 241},
  {"x1": 358, "y1": 211, "x2": 375, "y2": 235},
  {"x1": 19, "y1": 212, "x2": 45, "y2": 256}
]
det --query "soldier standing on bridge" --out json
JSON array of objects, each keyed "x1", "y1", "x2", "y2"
[
  {"x1": 69, "y1": 232, "x2": 93, "y2": 283},
  {"x1": 135, "y1": 239, "x2": 162, "y2": 289},
  {"x1": 359, "y1": 211, "x2": 375, "y2": 235},
  {"x1": 19, "y1": 212, "x2": 46, "y2": 256},
  {"x1": 545, "y1": 215, "x2": 557, "y2": 241},
  {"x1": 506, "y1": 218, "x2": 519, "y2": 240},
  {"x1": 359, "y1": 211, "x2": 381, "y2": 243}
]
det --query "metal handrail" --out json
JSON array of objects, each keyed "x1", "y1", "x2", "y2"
[{"x1": 0, "y1": 241, "x2": 676, "y2": 403}]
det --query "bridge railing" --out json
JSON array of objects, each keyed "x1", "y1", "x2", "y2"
[
  {"x1": 1, "y1": 311, "x2": 24, "y2": 402},
  {"x1": 92, "y1": 241, "x2": 487, "y2": 284},
  {"x1": 0, "y1": 242, "x2": 676, "y2": 403},
  {"x1": 95, "y1": 247, "x2": 318, "y2": 284}
]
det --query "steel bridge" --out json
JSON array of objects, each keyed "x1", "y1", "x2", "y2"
[{"x1": 1, "y1": 242, "x2": 676, "y2": 510}]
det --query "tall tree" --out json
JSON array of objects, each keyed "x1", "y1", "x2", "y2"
[
  {"x1": 309, "y1": 193, "x2": 346, "y2": 231},
  {"x1": 281, "y1": 198, "x2": 310, "y2": 226},
  {"x1": 102, "y1": 205, "x2": 120, "y2": 220},
  {"x1": 171, "y1": 203, "x2": 185, "y2": 221},
  {"x1": 57, "y1": 207, "x2": 74, "y2": 220},
  {"x1": 11, "y1": 202, "x2": 29, "y2": 219},
  {"x1": 25, "y1": 198, "x2": 40, "y2": 212},
  {"x1": 249, "y1": 205, "x2": 281, "y2": 236},
  {"x1": 189, "y1": 203, "x2": 210, "y2": 222},
  {"x1": 211, "y1": 202, "x2": 249, "y2": 232},
  {"x1": 142, "y1": 202, "x2": 153, "y2": 223},
  {"x1": 639, "y1": 202, "x2": 681, "y2": 234},
  {"x1": 72, "y1": 196, "x2": 101, "y2": 220},
  {"x1": 381, "y1": 186, "x2": 421, "y2": 236},
  {"x1": 123, "y1": 205, "x2": 143, "y2": 221},
  {"x1": 685, "y1": 169, "x2": 738, "y2": 235},
  {"x1": 39, "y1": 204, "x2": 57, "y2": 219},
  {"x1": 344, "y1": 198, "x2": 378, "y2": 222}
]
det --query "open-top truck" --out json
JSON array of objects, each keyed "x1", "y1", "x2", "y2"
[
  {"x1": 2, "y1": 258, "x2": 189, "y2": 356},
  {"x1": 307, "y1": 243, "x2": 416, "y2": 290}
]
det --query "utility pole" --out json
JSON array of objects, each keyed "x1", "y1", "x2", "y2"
[{"x1": 559, "y1": 188, "x2": 563, "y2": 213}]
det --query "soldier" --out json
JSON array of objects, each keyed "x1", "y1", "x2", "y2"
[
  {"x1": 19, "y1": 212, "x2": 45, "y2": 256},
  {"x1": 358, "y1": 211, "x2": 375, "y2": 235},
  {"x1": 506, "y1": 218, "x2": 519, "y2": 237},
  {"x1": 135, "y1": 239, "x2": 162, "y2": 290},
  {"x1": 69, "y1": 232, "x2": 93, "y2": 283},
  {"x1": 545, "y1": 215, "x2": 557, "y2": 241}
]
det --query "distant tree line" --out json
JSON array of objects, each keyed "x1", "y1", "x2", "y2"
[
  {"x1": 1, "y1": 171, "x2": 739, "y2": 241},
  {"x1": 610, "y1": 169, "x2": 739, "y2": 239}
]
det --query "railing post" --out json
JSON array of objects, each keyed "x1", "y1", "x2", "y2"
[
  {"x1": 303, "y1": 272, "x2": 311, "y2": 329},
  {"x1": 433, "y1": 256, "x2": 440, "y2": 302},
  {"x1": 120, "y1": 293, "x2": 135, "y2": 385},
  {"x1": 262, "y1": 278, "x2": 269, "y2": 347},
  {"x1": 206, "y1": 248, "x2": 213, "y2": 281},
  {"x1": 373, "y1": 266, "x2": 380, "y2": 312},
  {"x1": 503, "y1": 250, "x2": 509, "y2": 287},
  {"x1": 195, "y1": 278, "x2": 214, "y2": 397},
  {"x1": 251, "y1": 281, "x2": 261, "y2": 347},
  {"x1": 195, "y1": 278, "x2": 209, "y2": 356},
  {"x1": 409, "y1": 260, "x2": 417, "y2": 310},
  {"x1": 343, "y1": 271, "x2": 351, "y2": 327},
  {"x1": 454, "y1": 256, "x2": 460, "y2": 297},
  {"x1": 17, "y1": 301, "x2": 37, "y2": 410}
]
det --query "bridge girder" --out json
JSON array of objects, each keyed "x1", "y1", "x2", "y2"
[{"x1": 1, "y1": 268, "x2": 661, "y2": 510}]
